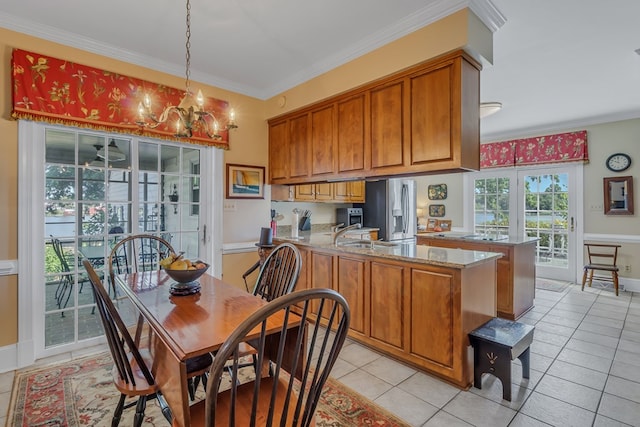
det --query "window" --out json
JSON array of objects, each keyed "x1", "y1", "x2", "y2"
[{"x1": 474, "y1": 176, "x2": 511, "y2": 238}]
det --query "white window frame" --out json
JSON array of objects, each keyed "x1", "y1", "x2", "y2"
[{"x1": 15, "y1": 121, "x2": 223, "y2": 367}]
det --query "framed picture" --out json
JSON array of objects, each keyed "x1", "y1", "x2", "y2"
[
  {"x1": 226, "y1": 163, "x2": 265, "y2": 199},
  {"x1": 426, "y1": 218, "x2": 438, "y2": 231},
  {"x1": 437, "y1": 219, "x2": 452, "y2": 231},
  {"x1": 429, "y1": 204, "x2": 445, "y2": 217},
  {"x1": 428, "y1": 183, "x2": 447, "y2": 200}
]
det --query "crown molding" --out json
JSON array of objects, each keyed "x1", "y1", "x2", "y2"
[
  {"x1": 1, "y1": 0, "x2": 507, "y2": 100},
  {"x1": 469, "y1": 0, "x2": 506, "y2": 33},
  {"x1": 481, "y1": 110, "x2": 640, "y2": 143}
]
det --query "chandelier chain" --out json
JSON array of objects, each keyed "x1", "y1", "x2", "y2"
[{"x1": 185, "y1": 0, "x2": 191, "y2": 94}]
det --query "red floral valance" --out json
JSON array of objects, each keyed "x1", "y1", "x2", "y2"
[
  {"x1": 11, "y1": 48, "x2": 230, "y2": 149},
  {"x1": 480, "y1": 130, "x2": 588, "y2": 169}
]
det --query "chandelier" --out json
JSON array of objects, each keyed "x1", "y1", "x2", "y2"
[{"x1": 136, "y1": 0, "x2": 237, "y2": 139}]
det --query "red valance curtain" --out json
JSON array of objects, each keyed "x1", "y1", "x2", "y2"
[
  {"x1": 11, "y1": 48, "x2": 230, "y2": 149},
  {"x1": 480, "y1": 130, "x2": 588, "y2": 169}
]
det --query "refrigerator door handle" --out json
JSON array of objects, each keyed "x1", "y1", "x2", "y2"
[{"x1": 401, "y1": 184, "x2": 408, "y2": 234}]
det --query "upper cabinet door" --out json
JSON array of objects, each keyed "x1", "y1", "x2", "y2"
[
  {"x1": 409, "y1": 63, "x2": 453, "y2": 164},
  {"x1": 337, "y1": 94, "x2": 368, "y2": 174},
  {"x1": 269, "y1": 120, "x2": 289, "y2": 182},
  {"x1": 370, "y1": 80, "x2": 404, "y2": 170},
  {"x1": 289, "y1": 113, "x2": 311, "y2": 179},
  {"x1": 311, "y1": 105, "x2": 335, "y2": 177}
]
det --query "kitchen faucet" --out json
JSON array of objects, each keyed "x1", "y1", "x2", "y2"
[{"x1": 332, "y1": 223, "x2": 362, "y2": 245}]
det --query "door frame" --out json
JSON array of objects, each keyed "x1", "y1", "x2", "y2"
[
  {"x1": 15, "y1": 121, "x2": 223, "y2": 367},
  {"x1": 465, "y1": 162, "x2": 583, "y2": 283}
]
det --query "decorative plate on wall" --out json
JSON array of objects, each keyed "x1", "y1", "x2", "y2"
[
  {"x1": 428, "y1": 184, "x2": 447, "y2": 200},
  {"x1": 429, "y1": 204, "x2": 445, "y2": 217}
]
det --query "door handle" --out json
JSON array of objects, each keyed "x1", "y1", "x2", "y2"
[
  {"x1": 570, "y1": 217, "x2": 574, "y2": 232},
  {"x1": 202, "y1": 224, "x2": 207, "y2": 243}
]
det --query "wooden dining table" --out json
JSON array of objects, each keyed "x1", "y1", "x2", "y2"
[{"x1": 115, "y1": 270, "x2": 300, "y2": 427}]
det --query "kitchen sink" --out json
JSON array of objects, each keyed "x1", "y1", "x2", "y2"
[{"x1": 337, "y1": 240, "x2": 399, "y2": 249}]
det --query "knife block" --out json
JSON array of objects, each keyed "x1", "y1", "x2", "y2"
[{"x1": 299, "y1": 216, "x2": 311, "y2": 231}]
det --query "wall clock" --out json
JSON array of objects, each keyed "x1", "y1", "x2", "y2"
[{"x1": 606, "y1": 153, "x2": 631, "y2": 172}]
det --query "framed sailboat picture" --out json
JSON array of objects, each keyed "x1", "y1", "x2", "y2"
[{"x1": 226, "y1": 164, "x2": 265, "y2": 199}]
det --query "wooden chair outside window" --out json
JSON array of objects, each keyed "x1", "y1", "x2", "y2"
[
  {"x1": 581, "y1": 243, "x2": 621, "y2": 296},
  {"x1": 187, "y1": 288, "x2": 351, "y2": 426}
]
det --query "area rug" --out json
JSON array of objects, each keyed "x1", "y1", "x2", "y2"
[
  {"x1": 8, "y1": 352, "x2": 410, "y2": 427},
  {"x1": 535, "y1": 278, "x2": 572, "y2": 292}
]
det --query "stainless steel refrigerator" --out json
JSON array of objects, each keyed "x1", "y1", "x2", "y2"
[{"x1": 357, "y1": 178, "x2": 417, "y2": 241}]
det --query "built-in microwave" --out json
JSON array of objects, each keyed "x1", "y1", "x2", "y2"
[{"x1": 336, "y1": 208, "x2": 363, "y2": 227}]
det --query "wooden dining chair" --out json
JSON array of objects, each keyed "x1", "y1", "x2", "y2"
[
  {"x1": 108, "y1": 234, "x2": 175, "y2": 289},
  {"x1": 107, "y1": 234, "x2": 211, "y2": 400},
  {"x1": 83, "y1": 259, "x2": 173, "y2": 427},
  {"x1": 582, "y1": 243, "x2": 621, "y2": 296},
  {"x1": 187, "y1": 288, "x2": 351, "y2": 427},
  {"x1": 231, "y1": 242, "x2": 302, "y2": 376}
]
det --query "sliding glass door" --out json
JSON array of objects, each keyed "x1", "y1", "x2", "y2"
[{"x1": 37, "y1": 125, "x2": 209, "y2": 355}]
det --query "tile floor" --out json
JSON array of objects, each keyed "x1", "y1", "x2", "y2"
[{"x1": 1, "y1": 282, "x2": 639, "y2": 426}]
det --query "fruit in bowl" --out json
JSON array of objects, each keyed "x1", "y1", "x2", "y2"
[{"x1": 160, "y1": 253, "x2": 209, "y2": 284}]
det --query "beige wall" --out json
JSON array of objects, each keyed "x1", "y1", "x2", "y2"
[
  {"x1": 412, "y1": 119, "x2": 640, "y2": 281},
  {"x1": 263, "y1": 9, "x2": 491, "y2": 118},
  {"x1": 0, "y1": 27, "x2": 265, "y2": 346}
]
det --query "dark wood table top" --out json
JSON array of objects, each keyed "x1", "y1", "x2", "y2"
[{"x1": 116, "y1": 270, "x2": 288, "y2": 361}]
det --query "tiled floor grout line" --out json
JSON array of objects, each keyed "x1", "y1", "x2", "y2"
[
  {"x1": 505, "y1": 287, "x2": 588, "y2": 426},
  {"x1": 523, "y1": 287, "x2": 636, "y2": 427}
]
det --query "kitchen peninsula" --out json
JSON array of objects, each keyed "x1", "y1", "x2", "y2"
[
  {"x1": 416, "y1": 232, "x2": 538, "y2": 320},
  {"x1": 274, "y1": 233, "x2": 502, "y2": 388}
]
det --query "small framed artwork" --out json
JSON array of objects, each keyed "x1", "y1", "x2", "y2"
[
  {"x1": 226, "y1": 163, "x2": 265, "y2": 199},
  {"x1": 429, "y1": 204, "x2": 446, "y2": 217},
  {"x1": 437, "y1": 219, "x2": 452, "y2": 231},
  {"x1": 428, "y1": 183, "x2": 447, "y2": 200},
  {"x1": 426, "y1": 218, "x2": 438, "y2": 231}
]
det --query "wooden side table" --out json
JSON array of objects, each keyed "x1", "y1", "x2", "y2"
[{"x1": 469, "y1": 317, "x2": 534, "y2": 401}]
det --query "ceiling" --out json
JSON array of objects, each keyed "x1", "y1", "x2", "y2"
[{"x1": 1, "y1": 0, "x2": 639, "y2": 142}]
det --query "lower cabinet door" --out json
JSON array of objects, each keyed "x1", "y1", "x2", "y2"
[
  {"x1": 369, "y1": 262, "x2": 405, "y2": 349},
  {"x1": 409, "y1": 269, "x2": 454, "y2": 368}
]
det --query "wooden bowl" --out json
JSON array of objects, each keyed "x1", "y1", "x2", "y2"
[{"x1": 164, "y1": 263, "x2": 209, "y2": 284}]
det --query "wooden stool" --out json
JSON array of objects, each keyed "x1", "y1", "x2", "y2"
[{"x1": 469, "y1": 318, "x2": 534, "y2": 401}]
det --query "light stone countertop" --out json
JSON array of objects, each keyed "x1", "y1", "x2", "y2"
[
  {"x1": 274, "y1": 232, "x2": 503, "y2": 269},
  {"x1": 416, "y1": 231, "x2": 539, "y2": 246}
]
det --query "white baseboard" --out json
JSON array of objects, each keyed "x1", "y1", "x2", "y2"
[
  {"x1": 0, "y1": 344, "x2": 18, "y2": 373},
  {"x1": 621, "y1": 277, "x2": 640, "y2": 293}
]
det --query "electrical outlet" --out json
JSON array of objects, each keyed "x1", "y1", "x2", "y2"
[
  {"x1": 223, "y1": 201, "x2": 237, "y2": 211},
  {"x1": 625, "y1": 265, "x2": 631, "y2": 272}
]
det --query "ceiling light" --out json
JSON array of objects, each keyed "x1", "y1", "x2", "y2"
[
  {"x1": 136, "y1": 0, "x2": 237, "y2": 139},
  {"x1": 97, "y1": 139, "x2": 126, "y2": 162},
  {"x1": 480, "y1": 102, "x2": 502, "y2": 118}
]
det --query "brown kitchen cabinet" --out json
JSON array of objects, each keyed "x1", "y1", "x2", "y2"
[
  {"x1": 336, "y1": 256, "x2": 368, "y2": 335},
  {"x1": 294, "y1": 183, "x2": 333, "y2": 201},
  {"x1": 337, "y1": 93, "x2": 368, "y2": 174},
  {"x1": 295, "y1": 245, "x2": 495, "y2": 388},
  {"x1": 333, "y1": 180, "x2": 365, "y2": 202},
  {"x1": 416, "y1": 235, "x2": 537, "y2": 320},
  {"x1": 268, "y1": 50, "x2": 481, "y2": 185}
]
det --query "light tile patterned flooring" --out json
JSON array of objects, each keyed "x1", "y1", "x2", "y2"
[{"x1": 2, "y1": 282, "x2": 640, "y2": 426}]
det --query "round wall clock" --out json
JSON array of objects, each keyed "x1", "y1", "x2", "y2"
[{"x1": 605, "y1": 153, "x2": 631, "y2": 172}]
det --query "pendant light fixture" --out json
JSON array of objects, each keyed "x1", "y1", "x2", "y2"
[
  {"x1": 136, "y1": 0, "x2": 237, "y2": 139},
  {"x1": 97, "y1": 139, "x2": 126, "y2": 162}
]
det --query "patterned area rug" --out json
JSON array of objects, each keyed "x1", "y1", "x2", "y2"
[
  {"x1": 535, "y1": 278, "x2": 572, "y2": 292},
  {"x1": 8, "y1": 352, "x2": 410, "y2": 426}
]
